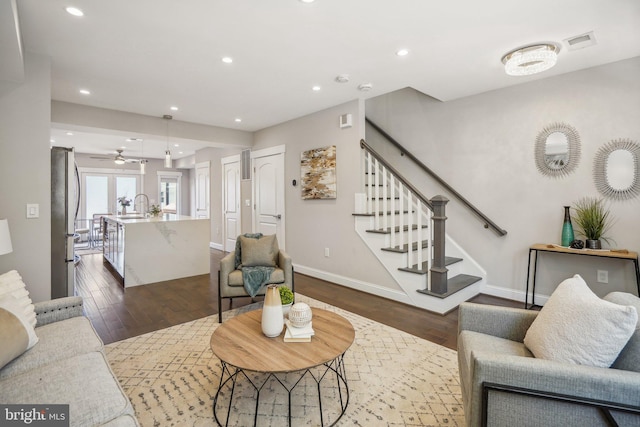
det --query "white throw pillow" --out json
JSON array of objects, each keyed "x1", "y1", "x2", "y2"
[
  {"x1": 524, "y1": 274, "x2": 638, "y2": 368},
  {"x1": 0, "y1": 270, "x2": 36, "y2": 328}
]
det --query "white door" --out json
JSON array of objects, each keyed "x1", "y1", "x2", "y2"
[
  {"x1": 195, "y1": 161, "x2": 210, "y2": 218},
  {"x1": 253, "y1": 149, "x2": 285, "y2": 249},
  {"x1": 222, "y1": 157, "x2": 240, "y2": 252}
]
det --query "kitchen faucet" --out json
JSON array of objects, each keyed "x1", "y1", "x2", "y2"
[{"x1": 134, "y1": 193, "x2": 150, "y2": 217}]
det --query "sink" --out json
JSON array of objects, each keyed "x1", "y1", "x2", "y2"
[{"x1": 118, "y1": 215, "x2": 146, "y2": 219}]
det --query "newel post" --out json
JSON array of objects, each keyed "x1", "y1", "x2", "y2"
[{"x1": 430, "y1": 195, "x2": 449, "y2": 294}]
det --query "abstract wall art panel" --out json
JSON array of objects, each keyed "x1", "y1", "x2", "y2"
[{"x1": 301, "y1": 145, "x2": 336, "y2": 199}]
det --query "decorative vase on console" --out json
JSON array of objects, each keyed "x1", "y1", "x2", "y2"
[
  {"x1": 561, "y1": 206, "x2": 574, "y2": 247},
  {"x1": 262, "y1": 285, "x2": 284, "y2": 337}
]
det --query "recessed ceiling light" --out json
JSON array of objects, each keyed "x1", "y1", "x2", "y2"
[
  {"x1": 120, "y1": 146, "x2": 127, "y2": 149},
  {"x1": 222, "y1": 57, "x2": 233, "y2": 64},
  {"x1": 174, "y1": 144, "x2": 180, "y2": 147},
  {"x1": 358, "y1": 83, "x2": 373, "y2": 92},
  {"x1": 65, "y1": 7, "x2": 84, "y2": 17},
  {"x1": 170, "y1": 106, "x2": 179, "y2": 111},
  {"x1": 300, "y1": 0, "x2": 315, "y2": 3},
  {"x1": 234, "y1": 118, "x2": 242, "y2": 123},
  {"x1": 179, "y1": 151, "x2": 184, "y2": 154},
  {"x1": 312, "y1": 85, "x2": 321, "y2": 91},
  {"x1": 396, "y1": 49, "x2": 409, "y2": 56},
  {"x1": 79, "y1": 89, "x2": 90, "y2": 95},
  {"x1": 126, "y1": 138, "x2": 143, "y2": 142},
  {"x1": 335, "y1": 74, "x2": 350, "y2": 83},
  {"x1": 65, "y1": 132, "x2": 74, "y2": 136},
  {"x1": 50, "y1": 139, "x2": 55, "y2": 143}
]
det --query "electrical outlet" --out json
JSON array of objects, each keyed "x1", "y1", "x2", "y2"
[
  {"x1": 597, "y1": 270, "x2": 609, "y2": 284},
  {"x1": 324, "y1": 248, "x2": 330, "y2": 258}
]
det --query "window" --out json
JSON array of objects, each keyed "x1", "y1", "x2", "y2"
[
  {"x1": 79, "y1": 169, "x2": 141, "y2": 218},
  {"x1": 157, "y1": 171, "x2": 182, "y2": 215}
]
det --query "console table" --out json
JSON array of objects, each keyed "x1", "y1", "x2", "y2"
[{"x1": 525, "y1": 243, "x2": 640, "y2": 309}]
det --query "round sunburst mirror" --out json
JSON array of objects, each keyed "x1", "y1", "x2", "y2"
[
  {"x1": 534, "y1": 122, "x2": 581, "y2": 178},
  {"x1": 594, "y1": 138, "x2": 640, "y2": 200}
]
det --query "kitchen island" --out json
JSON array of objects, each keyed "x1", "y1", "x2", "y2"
[{"x1": 102, "y1": 214, "x2": 210, "y2": 287}]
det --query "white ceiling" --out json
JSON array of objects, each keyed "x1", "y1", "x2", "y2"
[{"x1": 10, "y1": 0, "x2": 640, "y2": 160}]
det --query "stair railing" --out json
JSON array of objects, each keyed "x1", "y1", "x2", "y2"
[
  {"x1": 361, "y1": 139, "x2": 449, "y2": 294},
  {"x1": 366, "y1": 117, "x2": 507, "y2": 237}
]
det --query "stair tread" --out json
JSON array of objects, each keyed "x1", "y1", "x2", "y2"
[
  {"x1": 397, "y1": 257, "x2": 462, "y2": 274},
  {"x1": 382, "y1": 240, "x2": 429, "y2": 253},
  {"x1": 416, "y1": 274, "x2": 482, "y2": 299},
  {"x1": 366, "y1": 224, "x2": 428, "y2": 234}
]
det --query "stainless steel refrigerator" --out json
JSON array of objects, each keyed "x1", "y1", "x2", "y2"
[{"x1": 51, "y1": 146, "x2": 78, "y2": 298}]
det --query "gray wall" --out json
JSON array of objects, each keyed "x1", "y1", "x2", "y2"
[
  {"x1": 365, "y1": 57, "x2": 640, "y2": 302},
  {"x1": 252, "y1": 100, "x2": 398, "y2": 291},
  {"x1": 0, "y1": 53, "x2": 52, "y2": 302}
]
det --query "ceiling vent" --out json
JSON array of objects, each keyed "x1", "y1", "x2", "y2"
[{"x1": 565, "y1": 31, "x2": 597, "y2": 51}]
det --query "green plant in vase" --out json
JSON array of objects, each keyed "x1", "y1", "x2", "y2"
[
  {"x1": 149, "y1": 204, "x2": 162, "y2": 217},
  {"x1": 572, "y1": 197, "x2": 615, "y2": 249},
  {"x1": 279, "y1": 286, "x2": 294, "y2": 305}
]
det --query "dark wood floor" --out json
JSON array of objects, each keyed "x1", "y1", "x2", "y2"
[{"x1": 76, "y1": 249, "x2": 521, "y2": 349}]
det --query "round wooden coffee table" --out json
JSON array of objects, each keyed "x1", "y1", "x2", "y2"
[{"x1": 210, "y1": 308, "x2": 355, "y2": 426}]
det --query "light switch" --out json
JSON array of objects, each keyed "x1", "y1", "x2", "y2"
[
  {"x1": 245, "y1": 199, "x2": 251, "y2": 207},
  {"x1": 26, "y1": 204, "x2": 39, "y2": 219}
]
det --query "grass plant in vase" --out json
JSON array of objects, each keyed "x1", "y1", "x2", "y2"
[{"x1": 572, "y1": 197, "x2": 615, "y2": 249}]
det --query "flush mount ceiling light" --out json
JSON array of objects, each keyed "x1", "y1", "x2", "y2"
[
  {"x1": 501, "y1": 43, "x2": 559, "y2": 76},
  {"x1": 396, "y1": 49, "x2": 409, "y2": 57},
  {"x1": 221, "y1": 57, "x2": 233, "y2": 64},
  {"x1": 65, "y1": 6, "x2": 84, "y2": 16}
]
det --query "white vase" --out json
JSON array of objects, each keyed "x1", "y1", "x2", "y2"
[{"x1": 261, "y1": 285, "x2": 284, "y2": 337}]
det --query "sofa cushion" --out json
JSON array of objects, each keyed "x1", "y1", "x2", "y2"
[
  {"x1": 0, "y1": 316, "x2": 102, "y2": 380},
  {"x1": 0, "y1": 270, "x2": 36, "y2": 328},
  {"x1": 228, "y1": 268, "x2": 285, "y2": 287},
  {"x1": 0, "y1": 351, "x2": 135, "y2": 427},
  {"x1": 524, "y1": 274, "x2": 637, "y2": 368},
  {"x1": 604, "y1": 291, "x2": 640, "y2": 372},
  {"x1": 239, "y1": 234, "x2": 279, "y2": 267},
  {"x1": 0, "y1": 297, "x2": 38, "y2": 369}
]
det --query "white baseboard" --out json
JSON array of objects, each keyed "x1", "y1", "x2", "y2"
[
  {"x1": 481, "y1": 283, "x2": 549, "y2": 306},
  {"x1": 210, "y1": 241, "x2": 224, "y2": 251},
  {"x1": 293, "y1": 263, "x2": 413, "y2": 305}
]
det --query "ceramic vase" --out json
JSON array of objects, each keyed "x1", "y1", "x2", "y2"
[
  {"x1": 121, "y1": 205, "x2": 127, "y2": 215},
  {"x1": 561, "y1": 206, "x2": 574, "y2": 247},
  {"x1": 261, "y1": 285, "x2": 284, "y2": 337}
]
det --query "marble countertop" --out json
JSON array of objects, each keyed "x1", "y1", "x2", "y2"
[{"x1": 104, "y1": 214, "x2": 206, "y2": 224}]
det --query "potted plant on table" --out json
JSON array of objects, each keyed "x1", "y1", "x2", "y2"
[
  {"x1": 118, "y1": 196, "x2": 131, "y2": 215},
  {"x1": 279, "y1": 285, "x2": 294, "y2": 317},
  {"x1": 572, "y1": 197, "x2": 615, "y2": 249}
]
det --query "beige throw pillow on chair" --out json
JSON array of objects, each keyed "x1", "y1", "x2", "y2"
[{"x1": 239, "y1": 234, "x2": 279, "y2": 267}]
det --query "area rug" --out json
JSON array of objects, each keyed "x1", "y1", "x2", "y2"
[{"x1": 105, "y1": 295, "x2": 465, "y2": 426}]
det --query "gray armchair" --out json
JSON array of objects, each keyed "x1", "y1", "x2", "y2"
[
  {"x1": 457, "y1": 295, "x2": 640, "y2": 427},
  {"x1": 217, "y1": 248, "x2": 293, "y2": 323}
]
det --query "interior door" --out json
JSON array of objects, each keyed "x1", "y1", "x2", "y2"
[
  {"x1": 253, "y1": 151, "x2": 285, "y2": 249},
  {"x1": 222, "y1": 157, "x2": 240, "y2": 252},
  {"x1": 195, "y1": 161, "x2": 210, "y2": 218}
]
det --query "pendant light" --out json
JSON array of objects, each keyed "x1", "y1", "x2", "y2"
[
  {"x1": 163, "y1": 114, "x2": 172, "y2": 168},
  {"x1": 139, "y1": 139, "x2": 146, "y2": 174}
]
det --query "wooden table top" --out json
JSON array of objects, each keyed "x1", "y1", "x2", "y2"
[
  {"x1": 530, "y1": 243, "x2": 638, "y2": 260},
  {"x1": 210, "y1": 308, "x2": 355, "y2": 373}
]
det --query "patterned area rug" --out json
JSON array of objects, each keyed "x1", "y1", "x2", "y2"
[{"x1": 105, "y1": 295, "x2": 465, "y2": 426}]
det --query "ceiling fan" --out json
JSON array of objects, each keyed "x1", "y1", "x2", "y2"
[{"x1": 90, "y1": 149, "x2": 142, "y2": 164}]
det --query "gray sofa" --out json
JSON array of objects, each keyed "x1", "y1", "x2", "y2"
[
  {"x1": 0, "y1": 296, "x2": 139, "y2": 426},
  {"x1": 458, "y1": 292, "x2": 640, "y2": 427}
]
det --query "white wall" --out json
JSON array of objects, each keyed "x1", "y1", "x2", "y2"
[
  {"x1": 0, "y1": 53, "x2": 52, "y2": 302},
  {"x1": 252, "y1": 100, "x2": 399, "y2": 292},
  {"x1": 365, "y1": 57, "x2": 640, "y2": 302}
]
